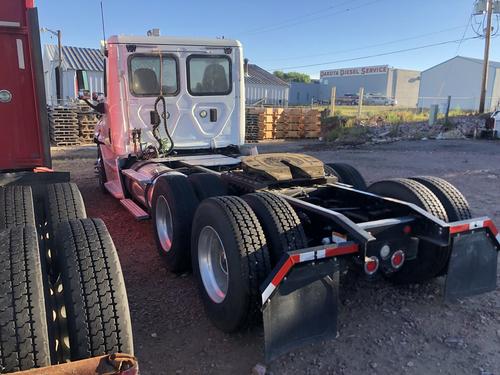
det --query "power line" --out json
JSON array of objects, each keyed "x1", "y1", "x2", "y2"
[
  {"x1": 271, "y1": 36, "x2": 481, "y2": 71},
  {"x1": 240, "y1": 0, "x2": 384, "y2": 36},
  {"x1": 456, "y1": 14, "x2": 473, "y2": 54},
  {"x1": 239, "y1": 0, "x2": 355, "y2": 35},
  {"x1": 259, "y1": 24, "x2": 468, "y2": 63}
]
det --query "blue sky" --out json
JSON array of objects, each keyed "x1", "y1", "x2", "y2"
[{"x1": 37, "y1": 0, "x2": 499, "y2": 78}]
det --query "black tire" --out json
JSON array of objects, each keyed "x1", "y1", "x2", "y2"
[
  {"x1": 368, "y1": 178, "x2": 449, "y2": 284},
  {"x1": 187, "y1": 173, "x2": 228, "y2": 201},
  {"x1": 409, "y1": 176, "x2": 471, "y2": 222},
  {"x1": 323, "y1": 164, "x2": 341, "y2": 180},
  {"x1": 243, "y1": 192, "x2": 307, "y2": 266},
  {"x1": 191, "y1": 196, "x2": 271, "y2": 332},
  {"x1": 152, "y1": 174, "x2": 199, "y2": 273},
  {"x1": 0, "y1": 226, "x2": 50, "y2": 372},
  {"x1": 55, "y1": 218, "x2": 133, "y2": 361},
  {"x1": 410, "y1": 176, "x2": 472, "y2": 277},
  {"x1": 0, "y1": 185, "x2": 36, "y2": 229},
  {"x1": 325, "y1": 163, "x2": 367, "y2": 190},
  {"x1": 45, "y1": 183, "x2": 87, "y2": 236}
]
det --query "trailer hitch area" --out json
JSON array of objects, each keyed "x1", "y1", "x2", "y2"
[
  {"x1": 261, "y1": 242, "x2": 358, "y2": 362},
  {"x1": 445, "y1": 218, "x2": 500, "y2": 301}
]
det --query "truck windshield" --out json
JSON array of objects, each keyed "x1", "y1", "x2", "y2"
[
  {"x1": 129, "y1": 54, "x2": 178, "y2": 96},
  {"x1": 188, "y1": 55, "x2": 231, "y2": 96}
]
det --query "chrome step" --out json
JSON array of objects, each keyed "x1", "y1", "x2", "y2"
[{"x1": 120, "y1": 199, "x2": 149, "y2": 221}]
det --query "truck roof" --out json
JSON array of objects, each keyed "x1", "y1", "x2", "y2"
[{"x1": 107, "y1": 35, "x2": 242, "y2": 47}]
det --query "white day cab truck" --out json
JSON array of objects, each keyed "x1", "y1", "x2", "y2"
[{"x1": 94, "y1": 33, "x2": 500, "y2": 360}]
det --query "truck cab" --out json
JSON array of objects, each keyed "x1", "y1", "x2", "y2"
[{"x1": 97, "y1": 35, "x2": 245, "y2": 196}]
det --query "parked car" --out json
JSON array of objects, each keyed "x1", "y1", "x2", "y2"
[{"x1": 364, "y1": 94, "x2": 397, "y2": 106}]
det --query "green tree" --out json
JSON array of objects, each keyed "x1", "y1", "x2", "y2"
[{"x1": 273, "y1": 71, "x2": 311, "y2": 83}]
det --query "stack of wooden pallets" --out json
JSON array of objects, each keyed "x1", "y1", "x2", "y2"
[
  {"x1": 245, "y1": 107, "x2": 323, "y2": 141},
  {"x1": 77, "y1": 104, "x2": 99, "y2": 144},
  {"x1": 245, "y1": 108, "x2": 263, "y2": 142},
  {"x1": 49, "y1": 107, "x2": 79, "y2": 146},
  {"x1": 245, "y1": 108, "x2": 276, "y2": 141},
  {"x1": 303, "y1": 109, "x2": 321, "y2": 138},
  {"x1": 284, "y1": 108, "x2": 304, "y2": 139},
  {"x1": 259, "y1": 108, "x2": 275, "y2": 140}
]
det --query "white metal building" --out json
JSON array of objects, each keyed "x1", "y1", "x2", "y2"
[
  {"x1": 418, "y1": 56, "x2": 500, "y2": 111},
  {"x1": 43, "y1": 45, "x2": 104, "y2": 105},
  {"x1": 245, "y1": 62, "x2": 289, "y2": 106}
]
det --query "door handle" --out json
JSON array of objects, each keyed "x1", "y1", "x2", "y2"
[{"x1": 210, "y1": 108, "x2": 217, "y2": 122}]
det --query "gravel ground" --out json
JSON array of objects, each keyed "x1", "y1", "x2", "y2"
[{"x1": 52, "y1": 139, "x2": 500, "y2": 375}]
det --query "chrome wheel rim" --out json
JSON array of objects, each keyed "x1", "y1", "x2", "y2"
[
  {"x1": 156, "y1": 195, "x2": 173, "y2": 253},
  {"x1": 198, "y1": 226, "x2": 228, "y2": 303}
]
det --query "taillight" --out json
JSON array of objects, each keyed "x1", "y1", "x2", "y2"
[
  {"x1": 364, "y1": 256, "x2": 379, "y2": 275},
  {"x1": 391, "y1": 250, "x2": 405, "y2": 269}
]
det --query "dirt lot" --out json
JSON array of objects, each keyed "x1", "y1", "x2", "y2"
[{"x1": 52, "y1": 139, "x2": 500, "y2": 375}]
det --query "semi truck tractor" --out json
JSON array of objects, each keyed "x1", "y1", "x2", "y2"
[{"x1": 93, "y1": 32, "x2": 499, "y2": 360}]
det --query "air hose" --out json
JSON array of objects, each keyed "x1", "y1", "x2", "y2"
[{"x1": 153, "y1": 95, "x2": 174, "y2": 156}]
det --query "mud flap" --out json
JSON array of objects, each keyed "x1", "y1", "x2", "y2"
[
  {"x1": 262, "y1": 259, "x2": 339, "y2": 362},
  {"x1": 444, "y1": 230, "x2": 498, "y2": 300}
]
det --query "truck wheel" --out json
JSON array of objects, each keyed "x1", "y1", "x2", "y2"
[
  {"x1": 410, "y1": 176, "x2": 472, "y2": 276},
  {"x1": 0, "y1": 185, "x2": 36, "y2": 229},
  {"x1": 55, "y1": 218, "x2": 133, "y2": 360},
  {"x1": 0, "y1": 226, "x2": 50, "y2": 372},
  {"x1": 191, "y1": 196, "x2": 271, "y2": 332},
  {"x1": 152, "y1": 174, "x2": 199, "y2": 273},
  {"x1": 45, "y1": 183, "x2": 87, "y2": 235},
  {"x1": 243, "y1": 192, "x2": 307, "y2": 266},
  {"x1": 187, "y1": 173, "x2": 227, "y2": 201},
  {"x1": 323, "y1": 165, "x2": 341, "y2": 179},
  {"x1": 409, "y1": 176, "x2": 471, "y2": 221},
  {"x1": 325, "y1": 163, "x2": 367, "y2": 190},
  {"x1": 368, "y1": 178, "x2": 449, "y2": 284}
]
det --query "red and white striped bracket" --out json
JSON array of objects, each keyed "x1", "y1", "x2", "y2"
[
  {"x1": 450, "y1": 218, "x2": 500, "y2": 244},
  {"x1": 261, "y1": 242, "x2": 359, "y2": 305}
]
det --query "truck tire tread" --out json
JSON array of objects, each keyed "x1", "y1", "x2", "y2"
[
  {"x1": 243, "y1": 192, "x2": 307, "y2": 266},
  {"x1": 55, "y1": 218, "x2": 133, "y2": 360},
  {"x1": 0, "y1": 185, "x2": 36, "y2": 229},
  {"x1": 410, "y1": 176, "x2": 471, "y2": 221},
  {"x1": 0, "y1": 226, "x2": 50, "y2": 372}
]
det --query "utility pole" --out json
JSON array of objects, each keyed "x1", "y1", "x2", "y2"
[
  {"x1": 57, "y1": 30, "x2": 62, "y2": 101},
  {"x1": 479, "y1": 0, "x2": 493, "y2": 113}
]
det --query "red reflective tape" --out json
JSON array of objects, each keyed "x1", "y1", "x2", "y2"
[
  {"x1": 484, "y1": 219, "x2": 499, "y2": 236},
  {"x1": 290, "y1": 254, "x2": 300, "y2": 263},
  {"x1": 271, "y1": 257, "x2": 294, "y2": 287},
  {"x1": 325, "y1": 243, "x2": 359, "y2": 257},
  {"x1": 450, "y1": 224, "x2": 470, "y2": 234}
]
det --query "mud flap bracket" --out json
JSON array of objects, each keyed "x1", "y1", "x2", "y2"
[
  {"x1": 263, "y1": 259, "x2": 339, "y2": 362},
  {"x1": 445, "y1": 229, "x2": 498, "y2": 300}
]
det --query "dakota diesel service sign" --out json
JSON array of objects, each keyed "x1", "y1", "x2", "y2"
[{"x1": 320, "y1": 65, "x2": 389, "y2": 78}]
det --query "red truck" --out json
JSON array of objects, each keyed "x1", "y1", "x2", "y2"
[{"x1": 0, "y1": 1, "x2": 136, "y2": 373}]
